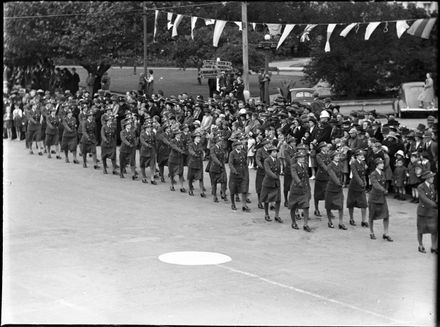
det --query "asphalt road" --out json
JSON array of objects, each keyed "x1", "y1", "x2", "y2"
[{"x1": 2, "y1": 140, "x2": 437, "y2": 325}]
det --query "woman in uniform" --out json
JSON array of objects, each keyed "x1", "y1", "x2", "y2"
[
  {"x1": 100, "y1": 114, "x2": 118, "y2": 175},
  {"x1": 187, "y1": 131, "x2": 205, "y2": 197},
  {"x1": 325, "y1": 150, "x2": 346, "y2": 230},
  {"x1": 81, "y1": 110, "x2": 99, "y2": 169},
  {"x1": 416, "y1": 171, "x2": 437, "y2": 253},
  {"x1": 260, "y1": 145, "x2": 283, "y2": 223},
  {"x1": 228, "y1": 140, "x2": 250, "y2": 212},
  {"x1": 347, "y1": 149, "x2": 368, "y2": 227},
  {"x1": 282, "y1": 135, "x2": 296, "y2": 208},
  {"x1": 314, "y1": 141, "x2": 331, "y2": 216},
  {"x1": 255, "y1": 139, "x2": 270, "y2": 209},
  {"x1": 209, "y1": 136, "x2": 228, "y2": 202},
  {"x1": 168, "y1": 128, "x2": 186, "y2": 192},
  {"x1": 45, "y1": 107, "x2": 61, "y2": 159},
  {"x1": 368, "y1": 158, "x2": 393, "y2": 242},
  {"x1": 119, "y1": 119, "x2": 137, "y2": 180},
  {"x1": 61, "y1": 109, "x2": 79, "y2": 164}
]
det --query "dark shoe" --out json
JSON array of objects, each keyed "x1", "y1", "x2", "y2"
[
  {"x1": 150, "y1": 180, "x2": 157, "y2": 185},
  {"x1": 51, "y1": 150, "x2": 56, "y2": 154},
  {"x1": 274, "y1": 216, "x2": 283, "y2": 223},
  {"x1": 180, "y1": 188, "x2": 187, "y2": 193},
  {"x1": 349, "y1": 219, "x2": 356, "y2": 226},
  {"x1": 161, "y1": 177, "x2": 166, "y2": 183},
  {"x1": 431, "y1": 248, "x2": 438, "y2": 254},
  {"x1": 200, "y1": 192, "x2": 206, "y2": 198},
  {"x1": 132, "y1": 175, "x2": 138, "y2": 180},
  {"x1": 303, "y1": 225, "x2": 312, "y2": 232},
  {"x1": 414, "y1": 199, "x2": 419, "y2": 204},
  {"x1": 103, "y1": 168, "x2": 108, "y2": 174},
  {"x1": 314, "y1": 209, "x2": 321, "y2": 217},
  {"x1": 270, "y1": 205, "x2": 275, "y2": 211},
  {"x1": 38, "y1": 152, "x2": 43, "y2": 156},
  {"x1": 383, "y1": 234, "x2": 393, "y2": 242},
  {"x1": 328, "y1": 222, "x2": 334, "y2": 229},
  {"x1": 418, "y1": 246, "x2": 426, "y2": 253},
  {"x1": 338, "y1": 224, "x2": 347, "y2": 230},
  {"x1": 154, "y1": 174, "x2": 159, "y2": 179},
  {"x1": 242, "y1": 206, "x2": 251, "y2": 212},
  {"x1": 291, "y1": 223, "x2": 299, "y2": 230},
  {"x1": 142, "y1": 178, "x2": 148, "y2": 183},
  {"x1": 83, "y1": 163, "x2": 87, "y2": 168},
  {"x1": 284, "y1": 201, "x2": 289, "y2": 208},
  {"x1": 361, "y1": 222, "x2": 369, "y2": 228},
  {"x1": 94, "y1": 165, "x2": 100, "y2": 169},
  {"x1": 170, "y1": 186, "x2": 175, "y2": 191},
  {"x1": 258, "y1": 203, "x2": 264, "y2": 209},
  {"x1": 112, "y1": 170, "x2": 118, "y2": 175},
  {"x1": 56, "y1": 155, "x2": 62, "y2": 160},
  {"x1": 246, "y1": 198, "x2": 251, "y2": 204},
  {"x1": 370, "y1": 234, "x2": 376, "y2": 240},
  {"x1": 265, "y1": 215, "x2": 272, "y2": 222},
  {"x1": 73, "y1": 160, "x2": 80, "y2": 164},
  {"x1": 231, "y1": 204, "x2": 237, "y2": 211},
  {"x1": 213, "y1": 196, "x2": 219, "y2": 203},
  {"x1": 188, "y1": 190, "x2": 194, "y2": 196}
]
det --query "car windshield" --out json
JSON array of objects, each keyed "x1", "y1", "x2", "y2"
[
  {"x1": 405, "y1": 85, "x2": 424, "y2": 108},
  {"x1": 294, "y1": 91, "x2": 313, "y2": 98}
]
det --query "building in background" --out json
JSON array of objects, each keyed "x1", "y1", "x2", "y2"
[{"x1": 392, "y1": 1, "x2": 438, "y2": 14}]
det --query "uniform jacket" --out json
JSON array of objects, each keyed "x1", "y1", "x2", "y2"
[
  {"x1": 120, "y1": 128, "x2": 135, "y2": 153},
  {"x1": 45, "y1": 115, "x2": 60, "y2": 135},
  {"x1": 81, "y1": 119, "x2": 97, "y2": 144},
  {"x1": 229, "y1": 149, "x2": 247, "y2": 177},
  {"x1": 290, "y1": 162, "x2": 310, "y2": 195},
  {"x1": 349, "y1": 159, "x2": 366, "y2": 191},
  {"x1": 187, "y1": 141, "x2": 204, "y2": 169},
  {"x1": 316, "y1": 152, "x2": 331, "y2": 181},
  {"x1": 417, "y1": 182, "x2": 437, "y2": 217},
  {"x1": 369, "y1": 169, "x2": 387, "y2": 204},
  {"x1": 262, "y1": 157, "x2": 281, "y2": 188},
  {"x1": 101, "y1": 124, "x2": 117, "y2": 147},
  {"x1": 255, "y1": 147, "x2": 270, "y2": 175},
  {"x1": 140, "y1": 130, "x2": 156, "y2": 157},
  {"x1": 62, "y1": 116, "x2": 77, "y2": 137},
  {"x1": 209, "y1": 144, "x2": 226, "y2": 173},
  {"x1": 283, "y1": 145, "x2": 296, "y2": 176},
  {"x1": 168, "y1": 138, "x2": 185, "y2": 164},
  {"x1": 326, "y1": 161, "x2": 343, "y2": 193}
]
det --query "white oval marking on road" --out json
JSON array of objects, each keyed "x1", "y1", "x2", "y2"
[{"x1": 158, "y1": 251, "x2": 232, "y2": 265}]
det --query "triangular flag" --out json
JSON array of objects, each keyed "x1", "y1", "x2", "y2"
[
  {"x1": 395, "y1": 20, "x2": 409, "y2": 38},
  {"x1": 267, "y1": 24, "x2": 282, "y2": 36},
  {"x1": 365, "y1": 22, "x2": 381, "y2": 40},
  {"x1": 172, "y1": 14, "x2": 183, "y2": 37},
  {"x1": 325, "y1": 24, "x2": 337, "y2": 52},
  {"x1": 205, "y1": 18, "x2": 215, "y2": 26},
  {"x1": 251, "y1": 23, "x2": 256, "y2": 31},
  {"x1": 300, "y1": 24, "x2": 317, "y2": 42},
  {"x1": 167, "y1": 12, "x2": 173, "y2": 30},
  {"x1": 407, "y1": 18, "x2": 437, "y2": 39},
  {"x1": 277, "y1": 24, "x2": 295, "y2": 49},
  {"x1": 191, "y1": 16, "x2": 198, "y2": 40},
  {"x1": 234, "y1": 21, "x2": 242, "y2": 31},
  {"x1": 340, "y1": 23, "x2": 357, "y2": 37},
  {"x1": 213, "y1": 20, "x2": 226, "y2": 47},
  {"x1": 153, "y1": 10, "x2": 159, "y2": 42}
]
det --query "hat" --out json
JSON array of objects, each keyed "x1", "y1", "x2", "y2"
[
  {"x1": 232, "y1": 140, "x2": 242, "y2": 148},
  {"x1": 354, "y1": 149, "x2": 365, "y2": 157},
  {"x1": 122, "y1": 118, "x2": 132, "y2": 127},
  {"x1": 415, "y1": 130, "x2": 424, "y2": 138},
  {"x1": 410, "y1": 151, "x2": 419, "y2": 157},
  {"x1": 386, "y1": 131, "x2": 397, "y2": 139},
  {"x1": 193, "y1": 120, "x2": 201, "y2": 125},
  {"x1": 427, "y1": 115, "x2": 436, "y2": 122},
  {"x1": 394, "y1": 150, "x2": 405, "y2": 158},
  {"x1": 286, "y1": 135, "x2": 296, "y2": 144},
  {"x1": 423, "y1": 131, "x2": 433, "y2": 138},
  {"x1": 417, "y1": 123, "x2": 426, "y2": 131},
  {"x1": 381, "y1": 145, "x2": 389, "y2": 153},
  {"x1": 86, "y1": 110, "x2": 94, "y2": 116},
  {"x1": 239, "y1": 108, "x2": 247, "y2": 115},
  {"x1": 349, "y1": 128, "x2": 358, "y2": 134},
  {"x1": 316, "y1": 141, "x2": 328, "y2": 151},
  {"x1": 421, "y1": 170, "x2": 435, "y2": 180},
  {"x1": 320, "y1": 110, "x2": 330, "y2": 119},
  {"x1": 172, "y1": 129, "x2": 182, "y2": 136},
  {"x1": 266, "y1": 145, "x2": 278, "y2": 152},
  {"x1": 295, "y1": 151, "x2": 306, "y2": 159}
]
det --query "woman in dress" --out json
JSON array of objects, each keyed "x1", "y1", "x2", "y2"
[
  {"x1": 314, "y1": 142, "x2": 331, "y2": 217},
  {"x1": 416, "y1": 171, "x2": 437, "y2": 254},
  {"x1": 418, "y1": 72, "x2": 434, "y2": 109}
]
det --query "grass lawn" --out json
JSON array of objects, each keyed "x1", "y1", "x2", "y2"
[{"x1": 67, "y1": 66, "x2": 311, "y2": 99}]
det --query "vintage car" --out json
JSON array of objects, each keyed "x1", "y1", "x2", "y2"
[
  {"x1": 289, "y1": 88, "x2": 316, "y2": 107},
  {"x1": 393, "y1": 81, "x2": 438, "y2": 118}
]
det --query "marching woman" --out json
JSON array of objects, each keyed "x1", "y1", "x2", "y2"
[
  {"x1": 261, "y1": 145, "x2": 283, "y2": 223},
  {"x1": 288, "y1": 151, "x2": 312, "y2": 232},
  {"x1": 187, "y1": 131, "x2": 206, "y2": 197},
  {"x1": 282, "y1": 135, "x2": 296, "y2": 208},
  {"x1": 45, "y1": 107, "x2": 62, "y2": 159},
  {"x1": 100, "y1": 115, "x2": 118, "y2": 175},
  {"x1": 209, "y1": 136, "x2": 228, "y2": 202},
  {"x1": 347, "y1": 149, "x2": 369, "y2": 227},
  {"x1": 26, "y1": 102, "x2": 44, "y2": 155},
  {"x1": 81, "y1": 110, "x2": 100, "y2": 169},
  {"x1": 167, "y1": 128, "x2": 186, "y2": 192},
  {"x1": 255, "y1": 139, "x2": 271, "y2": 209},
  {"x1": 416, "y1": 171, "x2": 437, "y2": 254},
  {"x1": 139, "y1": 120, "x2": 158, "y2": 184},
  {"x1": 368, "y1": 158, "x2": 393, "y2": 242},
  {"x1": 314, "y1": 141, "x2": 331, "y2": 216},
  {"x1": 228, "y1": 140, "x2": 251, "y2": 212},
  {"x1": 61, "y1": 109, "x2": 79, "y2": 164},
  {"x1": 325, "y1": 150, "x2": 346, "y2": 230},
  {"x1": 119, "y1": 119, "x2": 137, "y2": 180}
]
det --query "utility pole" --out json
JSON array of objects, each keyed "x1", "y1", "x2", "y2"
[
  {"x1": 241, "y1": 2, "x2": 250, "y2": 99},
  {"x1": 143, "y1": 2, "x2": 148, "y2": 75}
]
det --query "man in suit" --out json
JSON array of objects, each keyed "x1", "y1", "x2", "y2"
[
  {"x1": 260, "y1": 145, "x2": 283, "y2": 223},
  {"x1": 209, "y1": 136, "x2": 227, "y2": 202},
  {"x1": 416, "y1": 170, "x2": 437, "y2": 254},
  {"x1": 187, "y1": 131, "x2": 205, "y2": 197},
  {"x1": 139, "y1": 120, "x2": 158, "y2": 185}
]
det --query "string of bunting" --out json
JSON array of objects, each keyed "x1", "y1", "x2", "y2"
[{"x1": 155, "y1": 9, "x2": 437, "y2": 51}]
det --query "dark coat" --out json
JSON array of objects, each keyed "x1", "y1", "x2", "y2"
[
  {"x1": 209, "y1": 144, "x2": 226, "y2": 173},
  {"x1": 288, "y1": 162, "x2": 311, "y2": 209},
  {"x1": 262, "y1": 157, "x2": 281, "y2": 189},
  {"x1": 187, "y1": 141, "x2": 204, "y2": 169},
  {"x1": 140, "y1": 131, "x2": 156, "y2": 158}
]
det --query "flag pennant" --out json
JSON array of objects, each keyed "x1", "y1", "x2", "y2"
[
  {"x1": 407, "y1": 18, "x2": 437, "y2": 39},
  {"x1": 365, "y1": 22, "x2": 380, "y2": 40},
  {"x1": 234, "y1": 21, "x2": 242, "y2": 31},
  {"x1": 267, "y1": 24, "x2": 282, "y2": 36},
  {"x1": 300, "y1": 24, "x2": 317, "y2": 42},
  {"x1": 325, "y1": 24, "x2": 337, "y2": 52},
  {"x1": 213, "y1": 20, "x2": 226, "y2": 47},
  {"x1": 395, "y1": 20, "x2": 409, "y2": 38},
  {"x1": 191, "y1": 16, "x2": 198, "y2": 40},
  {"x1": 172, "y1": 14, "x2": 183, "y2": 37},
  {"x1": 153, "y1": 10, "x2": 159, "y2": 42},
  {"x1": 167, "y1": 12, "x2": 173, "y2": 30},
  {"x1": 277, "y1": 24, "x2": 295, "y2": 49},
  {"x1": 251, "y1": 23, "x2": 256, "y2": 31},
  {"x1": 340, "y1": 23, "x2": 357, "y2": 37},
  {"x1": 205, "y1": 18, "x2": 215, "y2": 26}
]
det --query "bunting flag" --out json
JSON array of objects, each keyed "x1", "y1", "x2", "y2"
[
  {"x1": 395, "y1": 20, "x2": 409, "y2": 38},
  {"x1": 365, "y1": 22, "x2": 381, "y2": 40},
  {"x1": 340, "y1": 23, "x2": 357, "y2": 37},
  {"x1": 277, "y1": 24, "x2": 295, "y2": 49},
  {"x1": 213, "y1": 20, "x2": 226, "y2": 47},
  {"x1": 234, "y1": 21, "x2": 243, "y2": 31},
  {"x1": 407, "y1": 18, "x2": 437, "y2": 39},
  {"x1": 267, "y1": 24, "x2": 282, "y2": 35},
  {"x1": 205, "y1": 18, "x2": 215, "y2": 26},
  {"x1": 153, "y1": 10, "x2": 159, "y2": 42},
  {"x1": 172, "y1": 14, "x2": 183, "y2": 37},
  {"x1": 191, "y1": 16, "x2": 198, "y2": 40},
  {"x1": 300, "y1": 24, "x2": 317, "y2": 42},
  {"x1": 325, "y1": 23, "x2": 337, "y2": 52},
  {"x1": 167, "y1": 12, "x2": 173, "y2": 30},
  {"x1": 251, "y1": 23, "x2": 256, "y2": 31}
]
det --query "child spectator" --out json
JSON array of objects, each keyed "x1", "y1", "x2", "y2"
[
  {"x1": 247, "y1": 134, "x2": 256, "y2": 168},
  {"x1": 407, "y1": 152, "x2": 423, "y2": 203},
  {"x1": 393, "y1": 158, "x2": 408, "y2": 200}
]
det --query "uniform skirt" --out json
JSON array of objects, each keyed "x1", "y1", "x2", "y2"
[
  {"x1": 255, "y1": 170, "x2": 265, "y2": 194},
  {"x1": 81, "y1": 142, "x2": 97, "y2": 154},
  {"x1": 168, "y1": 161, "x2": 184, "y2": 177},
  {"x1": 188, "y1": 167, "x2": 203, "y2": 181},
  {"x1": 417, "y1": 210, "x2": 438, "y2": 234},
  {"x1": 283, "y1": 174, "x2": 292, "y2": 193},
  {"x1": 314, "y1": 179, "x2": 328, "y2": 201},
  {"x1": 45, "y1": 133, "x2": 59, "y2": 147},
  {"x1": 325, "y1": 190, "x2": 344, "y2": 210},
  {"x1": 260, "y1": 184, "x2": 281, "y2": 203},
  {"x1": 101, "y1": 144, "x2": 116, "y2": 160},
  {"x1": 368, "y1": 201, "x2": 389, "y2": 220},
  {"x1": 288, "y1": 191, "x2": 310, "y2": 210},
  {"x1": 229, "y1": 174, "x2": 249, "y2": 194},
  {"x1": 209, "y1": 171, "x2": 227, "y2": 185},
  {"x1": 61, "y1": 134, "x2": 78, "y2": 152},
  {"x1": 346, "y1": 189, "x2": 367, "y2": 208}
]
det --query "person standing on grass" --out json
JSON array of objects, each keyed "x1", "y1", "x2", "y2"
[
  {"x1": 368, "y1": 158, "x2": 393, "y2": 242},
  {"x1": 346, "y1": 149, "x2": 368, "y2": 227},
  {"x1": 416, "y1": 171, "x2": 438, "y2": 254}
]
